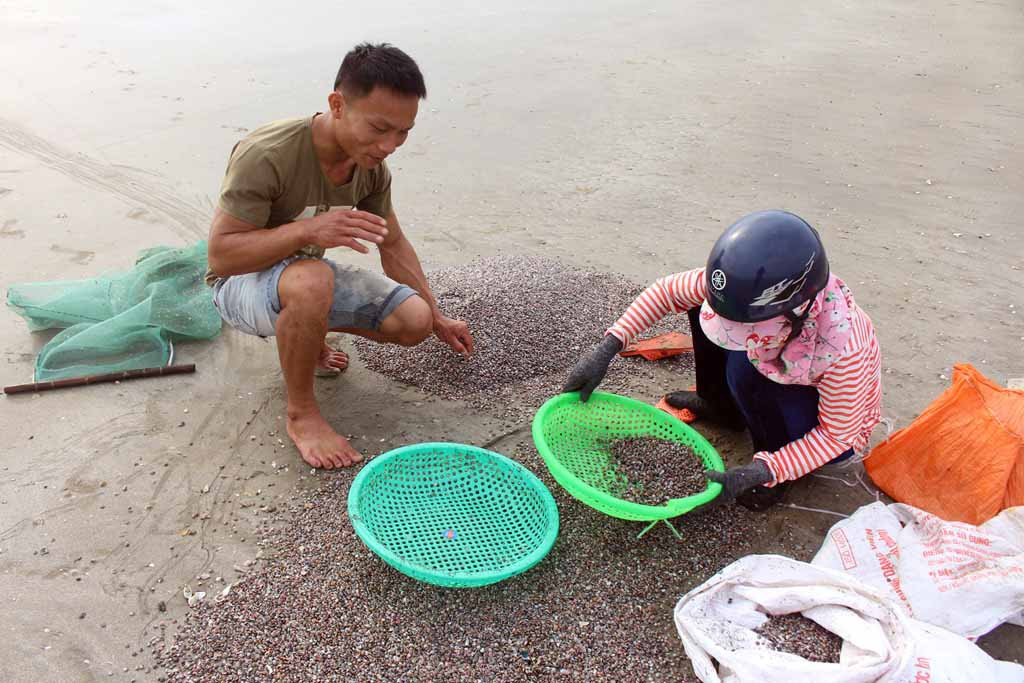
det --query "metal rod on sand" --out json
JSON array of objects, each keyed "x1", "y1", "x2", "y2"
[{"x1": 3, "y1": 364, "x2": 196, "y2": 395}]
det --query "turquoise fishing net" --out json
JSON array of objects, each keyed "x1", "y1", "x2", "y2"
[{"x1": 6, "y1": 242, "x2": 220, "y2": 381}]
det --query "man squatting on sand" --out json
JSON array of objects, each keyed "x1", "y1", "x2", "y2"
[{"x1": 207, "y1": 44, "x2": 474, "y2": 469}]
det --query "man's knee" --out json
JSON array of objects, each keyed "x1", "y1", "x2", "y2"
[
  {"x1": 392, "y1": 295, "x2": 433, "y2": 347},
  {"x1": 278, "y1": 260, "x2": 334, "y2": 312}
]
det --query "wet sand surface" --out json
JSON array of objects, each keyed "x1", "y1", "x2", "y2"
[{"x1": 1, "y1": 0, "x2": 1022, "y2": 680}]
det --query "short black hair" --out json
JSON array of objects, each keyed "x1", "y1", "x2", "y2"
[{"x1": 334, "y1": 43, "x2": 426, "y2": 100}]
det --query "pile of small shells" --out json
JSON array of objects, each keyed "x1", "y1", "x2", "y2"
[
  {"x1": 152, "y1": 444, "x2": 767, "y2": 682},
  {"x1": 353, "y1": 256, "x2": 694, "y2": 422},
  {"x1": 147, "y1": 259, "x2": 744, "y2": 680},
  {"x1": 604, "y1": 437, "x2": 708, "y2": 504},
  {"x1": 755, "y1": 613, "x2": 843, "y2": 663}
]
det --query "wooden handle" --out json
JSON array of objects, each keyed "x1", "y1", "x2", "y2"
[{"x1": 3, "y1": 364, "x2": 196, "y2": 395}]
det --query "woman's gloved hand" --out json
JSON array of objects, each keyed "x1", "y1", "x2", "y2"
[
  {"x1": 706, "y1": 460, "x2": 774, "y2": 502},
  {"x1": 562, "y1": 335, "x2": 623, "y2": 402}
]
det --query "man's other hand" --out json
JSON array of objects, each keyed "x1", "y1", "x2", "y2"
[
  {"x1": 305, "y1": 209, "x2": 390, "y2": 254},
  {"x1": 434, "y1": 315, "x2": 474, "y2": 357}
]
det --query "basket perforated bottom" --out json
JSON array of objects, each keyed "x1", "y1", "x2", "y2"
[
  {"x1": 533, "y1": 392, "x2": 724, "y2": 521},
  {"x1": 349, "y1": 444, "x2": 558, "y2": 586}
]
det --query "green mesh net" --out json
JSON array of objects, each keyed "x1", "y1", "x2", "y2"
[{"x1": 6, "y1": 242, "x2": 221, "y2": 381}]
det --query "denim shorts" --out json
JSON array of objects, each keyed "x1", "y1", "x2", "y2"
[{"x1": 211, "y1": 256, "x2": 417, "y2": 338}]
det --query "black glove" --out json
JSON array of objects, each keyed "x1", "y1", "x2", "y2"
[
  {"x1": 706, "y1": 460, "x2": 774, "y2": 502},
  {"x1": 562, "y1": 335, "x2": 623, "y2": 402}
]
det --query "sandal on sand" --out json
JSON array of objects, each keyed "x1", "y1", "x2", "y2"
[{"x1": 315, "y1": 364, "x2": 343, "y2": 378}]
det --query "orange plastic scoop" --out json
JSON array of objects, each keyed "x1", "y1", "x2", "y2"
[{"x1": 619, "y1": 333, "x2": 694, "y2": 361}]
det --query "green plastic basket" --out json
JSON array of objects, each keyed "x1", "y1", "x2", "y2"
[
  {"x1": 347, "y1": 442, "x2": 559, "y2": 588},
  {"x1": 532, "y1": 391, "x2": 724, "y2": 523}
]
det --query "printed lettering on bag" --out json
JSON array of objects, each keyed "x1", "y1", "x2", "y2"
[
  {"x1": 914, "y1": 656, "x2": 931, "y2": 682},
  {"x1": 830, "y1": 529, "x2": 858, "y2": 570}
]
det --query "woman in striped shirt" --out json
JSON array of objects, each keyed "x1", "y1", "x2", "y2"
[{"x1": 564, "y1": 210, "x2": 882, "y2": 510}]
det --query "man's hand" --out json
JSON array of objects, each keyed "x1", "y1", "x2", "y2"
[
  {"x1": 434, "y1": 315, "x2": 474, "y2": 357},
  {"x1": 562, "y1": 335, "x2": 623, "y2": 402},
  {"x1": 706, "y1": 460, "x2": 774, "y2": 503},
  {"x1": 304, "y1": 209, "x2": 390, "y2": 254}
]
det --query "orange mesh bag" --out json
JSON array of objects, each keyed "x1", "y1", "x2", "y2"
[{"x1": 866, "y1": 364, "x2": 1024, "y2": 524}]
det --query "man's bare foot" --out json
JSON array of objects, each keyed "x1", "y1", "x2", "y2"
[
  {"x1": 286, "y1": 410, "x2": 363, "y2": 469},
  {"x1": 315, "y1": 344, "x2": 349, "y2": 377}
]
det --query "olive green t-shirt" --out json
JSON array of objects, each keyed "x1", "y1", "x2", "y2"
[{"x1": 208, "y1": 115, "x2": 392, "y2": 284}]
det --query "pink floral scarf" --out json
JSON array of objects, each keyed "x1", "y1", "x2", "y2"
[{"x1": 699, "y1": 274, "x2": 854, "y2": 385}]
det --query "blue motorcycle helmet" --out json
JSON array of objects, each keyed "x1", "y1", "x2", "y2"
[{"x1": 704, "y1": 210, "x2": 829, "y2": 323}]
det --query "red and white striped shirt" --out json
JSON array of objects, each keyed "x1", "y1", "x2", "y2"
[{"x1": 607, "y1": 268, "x2": 883, "y2": 483}]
